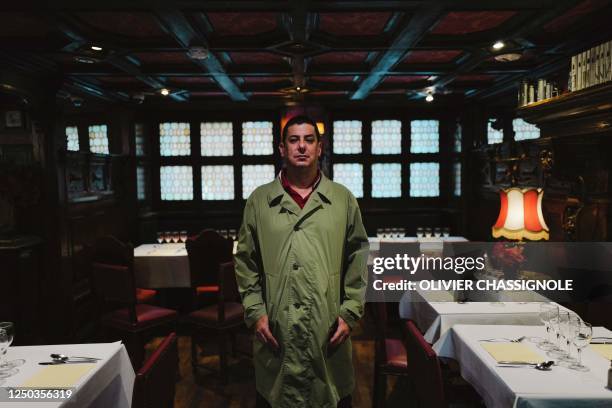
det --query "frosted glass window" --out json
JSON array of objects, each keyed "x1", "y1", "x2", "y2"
[
  {"x1": 159, "y1": 122, "x2": 190, "y2": 156},
  {"x1": 410, "y1": 162, "x2": 439, "y2": 197},
  {"x1": 136, "y1": 166, "x2": 146, "y2": 201},
  {"x1": 487, "y1": 120, "x2": 504, "y2": 144},
  {"x1": 454, "y1": 162, "x2": 461, "y2": 197},
  {"x1": 372, "y1": 163, "x2": 402, "y2": 198},
  {"x1": 242, "y1": 121, "x2": 273, "y2": 155},
  {"x1": 160, "y1": 166, "x2": 193, "y2": 201},
  {"x1": 454, "y1": 123, "x2": 462, "y2": 153},
  {"x1": 66, "y1": 126, "x2": 79, "y2": 151},
  {"x1": 410, "y1": 120, "x2": 439, "y2": 153},
  {"x1": 201, "y1": 122, "x2": 233, "y2": 156},
  {"x1": 88, "y1": 124, "x2": 109, "y2": 154},
  {"x1": 333, "y1": 120, "x2": 362, "y2": 154},
  {"x1": 372, "y1": 120, "x2": 402, "y2": 154},
  {"x1": 513, "y1": 118, "x2": 540, "y2": 141},
  {"x1": 333, "y1": 163, "x2": 363, "y2": 198},
  {"x1": 242, "y1": 165, "x2": 275, "y2": 199},
  {"x1": 135, "y1": 123, "x2": 145, "y2": 156},
  {"x1": 202, "y1": 165, "x2": 235, "y2": 200}
]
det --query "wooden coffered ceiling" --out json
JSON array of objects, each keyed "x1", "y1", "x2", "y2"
[{"x1": 0, "y1": 0, "x2": 611, "y2": 106}]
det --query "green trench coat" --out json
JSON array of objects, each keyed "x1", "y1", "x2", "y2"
[{"x1": 234, "y1": 174, "x2": 369, "y2": 408}]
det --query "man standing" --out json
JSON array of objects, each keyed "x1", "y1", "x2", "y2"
[{"x1": 234, "y1": 115, "x2": 369, "y2": 408}]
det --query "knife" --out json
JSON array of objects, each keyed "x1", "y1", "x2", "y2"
[{"x1": 39, "y1": 361, "x2": 98, "y2": 365}]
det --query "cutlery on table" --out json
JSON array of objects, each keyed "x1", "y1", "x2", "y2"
[
  {"x1": 480, "y1": 336, "x2": 526, "y2": 343},
  {"x1": 50, "y1": 354, "x2": 101, "y2": 362},
  {"x1": 39, "y1": 360, "x2": 98, "y2": 365},
  {"x1": 497, "y1": 361, "x2": 554, "y2": 371}
]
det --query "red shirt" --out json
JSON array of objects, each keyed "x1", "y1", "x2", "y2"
[{"x1": 280, "y1": 169, "x2": 321, "y2": 209}]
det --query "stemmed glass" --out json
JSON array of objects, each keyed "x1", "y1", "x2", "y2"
[
  {"x1": 424, "y1": 227, "x2": 432, "y2": 238},
  {"x1": 416, "y1": 227, "x2": 424, "y2": 238},
  {"x1": 560, "y1": 314, "x2": 580, "y2": 362},
  {"x1": 179, "y1": 230, "x2": 188, "y2": 243},
  {"x1": 434, "y1": 227, "x2": 442, "y2": 238},
  {"x1": 156, "y1": 232, "x2": 164, "y2": 244},
  {"x1": 548, "y1": 311, "x2": 569, "y2": 358},
  {"x1": 442, "y1": 227, "x2": 450, "y2": 238},
  {"x1": 537, "y1": 304, "x2": 558, "y2": 350},
  {"x1": 376, "y1": 228, "x2": 383, "y2": 239},
  {"x1": 0, "y1": 322, "x2": 24, "y2": 375},
  {"x1": 171, "y1": 231, "x2": 180, "y2": 243},
  {"x1": 569, "y1": 321, "x2": 592, "y2": 372}
]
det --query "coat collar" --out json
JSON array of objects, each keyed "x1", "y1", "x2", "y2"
[{"x1": 267, "y1": 171, "x2": 333, "y2": 210}]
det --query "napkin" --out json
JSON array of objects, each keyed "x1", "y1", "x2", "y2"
[
  {"x1": 590, "y1": 344, "x2": 612, "y2": 360},
  {"x1": 22, "y1": 364, "x2": 97, "y2": 388},
  {"x1": 481, "y1": 342, "x2": 544, "y2": 363}
]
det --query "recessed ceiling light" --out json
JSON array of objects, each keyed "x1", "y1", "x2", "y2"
[
  {"x1": 187, "y1": 46, "x2": 209, "y2": 60},
  {"x1": 296, "y1": 86, "x2": 301, "y2": 91},
  {"x1": 425, "y1": 93, "x2": 434, "y2": 102},
  {"x1": 492, "y1": 41, "x2": 505, "y2": 50},
  {"x1": 90, "y1": 45, "x2": 103, "y2": 51},
  {"x1": 494, "y1": 52, "x2": 522, "y2": 62},
  {"x1": 160, "y1": 88, "x2": 170, "y2": 96}
]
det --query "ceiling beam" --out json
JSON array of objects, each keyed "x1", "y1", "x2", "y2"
[
  {"x1": 350, "y1": 4, "x2": 445, "y2": 100},
  {"x1": 154, "y1": 9, "x2": 248, "y2": 102}
]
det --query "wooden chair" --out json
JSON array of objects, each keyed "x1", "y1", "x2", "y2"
[
  {"x1": 185, "y1": 229, "x2": 234, "y2": 306},
  {"x1": 92, "y1": 236, "x2": 158, "y2": 304},
  {"x1": 372, "y1": 302, "x2": 410, "y2": 408},
  {"x1": 132, "y1": 332, "x2": 178, "y2": 408},
  {"x1": 186, "y1": 261, "x2": 244, "y2": 383},
  {"x1": 403, "y1": 320, "x2": 483, "y2": 408},
  {"x1": 91, "y1": 238, "x2": 178, "y2": 369}
]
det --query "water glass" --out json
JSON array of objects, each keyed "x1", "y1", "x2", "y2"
[
  {"x1": 560, "y1": 314, "x2": 580, "y2": 361},
  {"x1": 569, "y1": 321, "x2": 592, "y2": 372},
  {"x1": 0, "y1": 322, "x2": 23, "y2": 373}
]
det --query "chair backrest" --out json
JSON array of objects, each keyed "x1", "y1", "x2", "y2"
[
  {"x1": 217, "y1": 261, "x2": 240, "y2": 321},
  {"x1": 92, "y1": 235, "x2": 133, "y2": 267},
  {"x1": 403, "y1": 320, "x2": 446, "y2": 408},
  {"x1": 373, "y1": 302, "x2": 389, "y2": 364},
  {"x1": 185, "y1": 229, "x2": 233, "y2": 288},
  {"x1": 132, "y1": 332, "x2": 178, "y2": 408}
]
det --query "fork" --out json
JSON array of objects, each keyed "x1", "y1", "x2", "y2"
[{"x1": 480, "y1": 336, "x2": 525, "y2": 343}]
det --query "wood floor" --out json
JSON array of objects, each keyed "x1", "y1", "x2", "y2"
[{"x1": 144, "y1": 310, "x2": 410, "y2": 408}]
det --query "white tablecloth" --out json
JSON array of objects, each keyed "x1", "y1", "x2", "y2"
[
  {"x1": 0, "y1": 341, "x2": 134, "y2": 407},
  {"x1": 399, "y1": 288, "x2": 552, "y2": 343},
  {"x1": 134, "y1": 242, "x2": 239, "y2": 288},
  {"x1": 434, "y1": 324, "x2": 612, "y2": 408}
]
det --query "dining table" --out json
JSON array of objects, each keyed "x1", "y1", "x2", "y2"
[
  {"x1": 0, "y1": 341, "x2": 134, "y2": 407},
  {"x1": 433, "y1": 324, "x2": 612, "y2": 407},
  {"x1": 133, "y1": 241, "x2": 238, "y2": 289}
]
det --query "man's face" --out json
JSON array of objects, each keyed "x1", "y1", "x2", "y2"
[{"x1": 279, "y1": 123, "x2": 322, "y2": 169}]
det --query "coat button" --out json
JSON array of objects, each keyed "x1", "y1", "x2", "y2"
[
  {"x1": 292, "y1": 263, "x2": 299, "y2": 270},
  {"x1": 294, "y1": 303, "x2": 301, "y2": 309}
]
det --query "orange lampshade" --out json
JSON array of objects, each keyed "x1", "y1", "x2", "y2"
[{"x1": 492, "y1": 187, "x2": 549, "y2": 240}]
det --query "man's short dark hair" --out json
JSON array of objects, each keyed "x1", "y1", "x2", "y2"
[{"x1": 281, "y1": 115, "x2": 321, "y2": 143}]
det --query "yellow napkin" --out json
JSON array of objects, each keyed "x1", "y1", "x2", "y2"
[
  {"x1": 481, "y1": 342, "x2": 544, "y2": 363},
  {"x1": 22, "y1": 364, "x2": 97, "y2": 388},
  {"x1": 590, "y1": 344, "x2": 612, "y2": 360}
]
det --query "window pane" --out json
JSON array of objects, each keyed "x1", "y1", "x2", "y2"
[
  {"x1": 333, "y1": 120, "x2": 362, "y2": 154},
  {"x1": 88, "y1": 124, "x2": 109, "y2": 154},
  {"x1": 454, "y1": 123, "x2": 462, "y2": 153},
  {"x1": 333, "y1": 163, "x2": 363, "y2": 198},
  {"x1": 66, "y1": 126, "x2": 79, "y2": 151},
  {"x1": 513, "y1": 118, "x2": 540, "y2": 141},
  {"x1": 135, "y1": 123, "x2": 145, "y2": 156},
  {"x1": 372, "y1": 120, "x2": 401, "y2": 154},
  {"x1": 160, "y1": 122, "x2": 190, "y2": 156},
  {"x1": 242, "y1": 165, "x2": 275, "y2": 199},
  {"x1": 202, "y1": 165, "x2": 235, "y2": 200},
  {"x1": 242, "y1": 121, "x2": 273, "y2": 155},
  {"x1": 372, "y1": 163, "x2": 401, "y2": 198},
  {"x1": 410, "y1": 162, "x2": 439, "y2": 197},
  {"x1": 487, "y1": 119, "x2": 503, "y2": 144},
  {"x1": 136, "y1": 166, "x2": 146, "y2": 201},
  {"x1": 454, "y1": 162, "x2": 461, "y2": 197},
  {"x1": 201, "y1": 122, "x2": 233, "y2": 156},
  {"x1": 410, "y1": 120, "x2": 439, "y2": 153},
  {"x1": 160, "y1": 166, "x2": 193, "y2": 201}
]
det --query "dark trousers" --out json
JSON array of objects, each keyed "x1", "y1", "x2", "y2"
[{"x1": 256, "y1": 393, "x2": 352, "y2": 408}]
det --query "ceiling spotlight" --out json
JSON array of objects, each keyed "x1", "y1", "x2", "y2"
[
  {"x1": 425, "y1": 93, "x2": 434, "y2": 102},
  {"x1": 160, "y1": 88, "x2": 170, "y2": 96},
  {"x1": 90, "y1": 45, "x2": 103, "y2": 51},
  {"x1": 492, "y1": 41, "x2": 505, "y2": 50},
  {"x1": 187, "y1": 46, "x2": 209, "y2": 60},
  {"x1": 296, "y1": 86, "x2": 301, "y2": 91},
  {"x1": 494, "y1": 52, "x2": 522, "y2": 62}
]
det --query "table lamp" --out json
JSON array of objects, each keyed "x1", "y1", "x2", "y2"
[{"x1": 492, "y1": 187, "x2": 549, "y2": 241}]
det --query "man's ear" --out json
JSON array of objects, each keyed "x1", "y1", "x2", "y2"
[{"x1": 278, "y1": 142, "x2": 286, "y2": 158}]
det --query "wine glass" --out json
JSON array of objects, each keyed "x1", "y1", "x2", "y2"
[
  {"x1": 416, "y1": 227, "x2": 424, "y2": 238},
  {"x1": 442, "y1": 227, "x2": 450, "y2": 238},
  {"x1": 163, "y1": 231, "x2": 171, "y2": 243},
  {"x1": 560, "y1": 314, "x2": 580, "y2": 362},
  {"x1": 0, "y1": 322, "x2": 24, "y2": 372},
  {"x1": 228, "y1": 229, "x2": 237, "y2": 241},
  {"x1": 424, "y1": 227, "x2": 432, "y2": 238},
  {"x1": 376, "y1": 228, "x2": 383, "y2": 239},
  {"x1": 537, "y1": 304, "x2": 558, "y2": 349},
  {"x1": 548, "y1": 311, "x2": 569, "y2": 358},
  {"x1": 171, "y1": 231, "x2": 180, "y2": 243},
  {"x1": 434, "y1": 227, "x2": 442, "y2": 238},
  {"x1": 569, "y1": 321, "x2": 592, "y2": 372},
  {"x1": 179, "y1": 230, "x2": 188, "y2": 243},
  {"x1": 156, "y1": 232, "x2": 164, "y2": 244}
]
